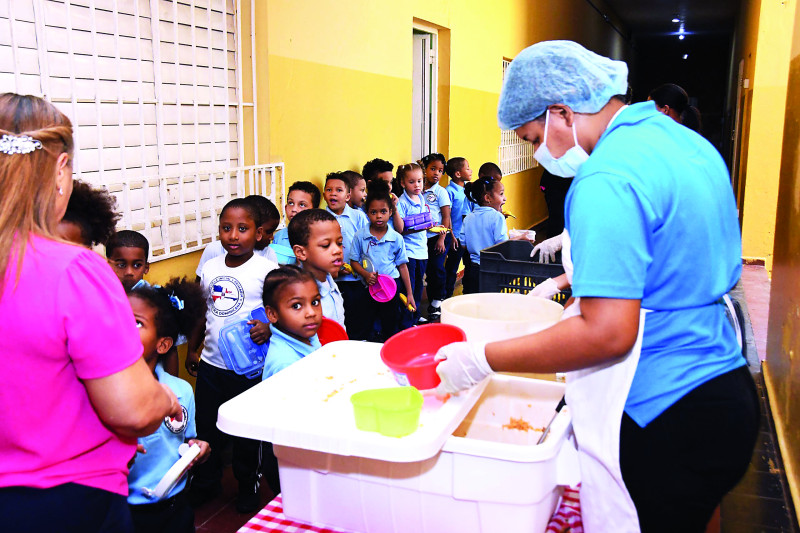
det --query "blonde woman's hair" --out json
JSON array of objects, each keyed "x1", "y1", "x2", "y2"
[{"x1": 0, "y1": 93, "x2": 74, "y2": 298}]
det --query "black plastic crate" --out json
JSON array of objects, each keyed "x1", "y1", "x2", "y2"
[{"x1": 479, "y1": 240, "x2": 571, "y2": 304}]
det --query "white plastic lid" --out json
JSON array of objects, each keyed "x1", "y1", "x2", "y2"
[{"x1": 217, "y1": 340, "x2": 488, "y2": 463}]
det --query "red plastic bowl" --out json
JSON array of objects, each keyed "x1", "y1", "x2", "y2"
[
  {"x1": 318, "y1": 317, "x2": 349, "y2": 345},
  {"x1": 380, "y1": 324, "x2": 466, "y2": 389}
]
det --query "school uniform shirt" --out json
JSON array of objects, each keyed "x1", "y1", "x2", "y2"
[
  {"x1": 395, "y1": 192, "x2": 429, "y2": 260},
  {"x1": 262, "y1": 324, "x2": 322, "y2": 380},
  {"x1": 316, "y1": 273, "x2": 346, "y2": 328},
  {"x1": 272, "y1": 227, "x2": 290, "y2": 248},
  {"x1": 128, "y1": 365, "x2": 196, "y2": 505},
  {"x1": 446, "y1": 179, "x2": 473, "y2": 245},
  {"x1": 199, "y1": 254, "x2": 278, "y2": 369},
  {"x1": 423, "y1": 182, "x2": 451, "y2": 238},
  {"x1": 565, "y1": 101, "x2": 745, "y2": 427},
  {"x1": 195, "y1": 240, "x2": 278, "y2": 277},
  {"x1": 462, "y1": 206, "x2": 508, "y2": 264},
  {"x1": 327, "y1": 204, "x2": 369, "y2": 282},
  {"x1": 349, "y1": 225, "x2": 409, "y2": 279}
]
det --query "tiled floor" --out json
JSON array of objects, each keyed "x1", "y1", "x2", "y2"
[
  {"x1": 194, "y1": 264, "x2": 799, "y2": 532},
  {"x1": 721, "y1": 265, "x2": 798, "y2": 533}
]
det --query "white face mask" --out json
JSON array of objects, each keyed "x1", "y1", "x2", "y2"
[{"x1": 534, "y1": 111, "x2": 589, "y2": 178}]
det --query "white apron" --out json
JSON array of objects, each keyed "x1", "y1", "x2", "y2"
[{"x1": 561, "y1": 231, "x2": 644, "y2": 533}]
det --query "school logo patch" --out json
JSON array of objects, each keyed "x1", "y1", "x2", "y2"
[
  {"x1": 425, "y1": 191, "x2": 437, "y2": 205},
  {"x1": 209, "y1": 275, "x2": 244, "y2": 317},
  {"x1": 164, "y1": 405, "x2": 189, "y2": 434}
]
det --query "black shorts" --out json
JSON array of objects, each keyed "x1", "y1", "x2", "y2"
[
  {"x1": 620, "y1": 365, "x2": 760, "y2": 532},
  {"x1": 0, "y1": 482, "x2": 133, "y2": 533}
]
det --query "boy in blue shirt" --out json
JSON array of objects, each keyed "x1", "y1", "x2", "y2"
[
  {"x1": 289, "y1": 209, "x2": 346, "y2": 329},
  {"x1": 272, "y1": 181, "x2": 321, "y2": 262},
  {"x1": 443, "y1": 157, "x2": 473, "y2": 299},
  {"x1": 324, "y1": 172, "x2": 370, "y2": 339}
]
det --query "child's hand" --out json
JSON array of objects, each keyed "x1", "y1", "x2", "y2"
[
  {"x1": 187, "y1": 439, "x2": 211, "y2": 467},
  {"x1": 451, "y1": 238, "x2": 459, "y2": 251},
  {"x1": 185, "y1": 349, "x2": 200, "y2": 377},
  {"x1": 127, "y1": 443, "x2": 146, "y2": 469},
  {"x1": 365, "y1": 272, "x2": 378, "y2": 286},
  {"x1": 406, "y1": 294, "x2": 417, "y2": 312},
  {"x1": 435, "y1": 234, "x2": 447, "y2": 254},
  {"x1": 248, "y1": 319, "x2": 271, "y2": 345}
]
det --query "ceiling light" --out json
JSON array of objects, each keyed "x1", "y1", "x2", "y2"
[
  {"x1": 672, "y1": 18, "x2": 680, "y2": 23},
  {"x1": 679, "y1": 35, "x2": 685, "y2": 40},
  {"x1": 683, "y1": 54, "x2": 688, "y2": 59}
]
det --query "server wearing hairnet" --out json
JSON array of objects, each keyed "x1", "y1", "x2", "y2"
[{"x1": 434, "y1": 41, "x2": 758, "y2": 533}]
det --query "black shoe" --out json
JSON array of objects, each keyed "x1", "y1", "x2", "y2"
[
  {"x1": 427, "y1": 304, "x2": 441, "y2": 321},
  {"x1": 235, "y1": 487, "x2": 262, "y2": 514},
  {"x1": 187, "y1": 483, "x2": 221, "y2": 508}
]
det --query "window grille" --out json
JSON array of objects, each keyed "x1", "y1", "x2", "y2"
[
  {"x1": 499, "y1": 58, "x2": 536, "y2": 176},
  {"x1": 0, "y1": 0, "x2": 275, "y2": 261}
]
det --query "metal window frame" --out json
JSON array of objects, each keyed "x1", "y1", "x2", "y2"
[
  {"x1": 2, "y1": 0, "x2": 275, "y2": 262},
  {"x1": 499, "y1": 58, "x2": 536, "y2": 176}
]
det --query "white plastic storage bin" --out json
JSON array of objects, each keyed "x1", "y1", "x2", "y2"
[
  {"x1": 275, "y1": 375, "x2": 576, "y2": 533},
  {"x1": 440, "y1": 293, "x2": 563, "y2": 344}
]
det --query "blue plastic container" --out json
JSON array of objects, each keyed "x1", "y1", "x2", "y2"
[
  {"x1": 269, "y1": 243, "x2": 297, "y2": 264},
  {"x1": 218, "y1": 307, "x2": 270, "y2": 378}
]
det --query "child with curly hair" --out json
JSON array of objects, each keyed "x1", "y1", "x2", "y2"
[{"x1": 57, "y1": 179, "x2": 120, "y2": 247}]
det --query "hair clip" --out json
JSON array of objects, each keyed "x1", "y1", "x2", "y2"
[
  {"x1": 0, "y1": 134, "x2": 43, "y2": 155},
  {"x1": 169, "y1": 293, "x2": 184, "y2": 311}
]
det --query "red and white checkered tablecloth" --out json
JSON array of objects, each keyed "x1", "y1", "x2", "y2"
[
  {"x1": 238, "y1": 495, "x2": 352, "y2": 533},
  {"x1": 240, "y1": 488, "x2": 582, "y2": 533}
]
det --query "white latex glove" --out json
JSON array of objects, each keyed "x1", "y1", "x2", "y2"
[
  {"x1": 530, "y1": 233, "x2": 563, "y2": 264},
  {"x1": 434, "y1": 341, "x2": 491, "y2": 394},
  {"x1": 529, "y1": 277, "x2": 560, "y2": 299}
]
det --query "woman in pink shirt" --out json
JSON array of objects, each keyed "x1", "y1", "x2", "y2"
[{"x1": 0, "y1": 93, "x2": 183, "y2": 533}]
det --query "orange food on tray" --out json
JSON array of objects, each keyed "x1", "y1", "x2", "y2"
[{"x1": 502, "y1": 416, "x2": 545, "y2": 432}]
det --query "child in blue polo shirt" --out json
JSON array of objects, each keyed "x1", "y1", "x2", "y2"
[
  {"x1": 127, "y1": 278, "x2": 210, "y2": 533},
  {"x1": 461, "y1": 177, "x2": 508, "y2": 294},
  {"x1": 324, "y1": 171, "x2": 371, "y2": 339},
  {"x1": 420, "y1": 153, "x2": 451, "y2": 320},
  {"x1": 350, "y1": 180, "x2": 414, "y2": 340},
  {"x1": 272, "y1": 181, "x2": 321, "y2": 263},
  {"x1": 393, "y1": 163, "x2": 429, "y2": 328},
  {"x1": 443, "y1": 156, "x2": 474, "y2": 299},
  {"x1": 262, "y1": 265, "x2": 323, "y2": 380},
  {"x1": 288, "y1": 209, "x2": 346, "y2": 329}
]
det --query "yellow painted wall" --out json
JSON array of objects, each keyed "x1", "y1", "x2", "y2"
[
  {"x1": 143, "y1": 0, "x2": 629, "y2": 295},
  {"x1": 764, "y1": 0, "x2": 800, "y2": 514},
  {"x1": 739, "y1": 0, "x2": 797, "y2": 270},
  {"x1": 255, "y1": 0, "x2": 628, "y2": 232}
]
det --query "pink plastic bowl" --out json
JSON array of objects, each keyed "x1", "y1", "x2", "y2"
[
  {"x1": 380, "y1": 323, "x2": 467, "y2": 389},
  {"x1": 369, "y1": 274, "x2": 397, "y2": 302}
]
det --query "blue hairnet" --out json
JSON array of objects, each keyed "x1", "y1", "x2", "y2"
[{"x1": 497, "y1": 41, "x2": 629, "y2": 130}]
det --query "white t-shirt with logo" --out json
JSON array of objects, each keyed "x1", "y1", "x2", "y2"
[{"x1": 199, "y1": 254, "x2": 277, "y2": 369}]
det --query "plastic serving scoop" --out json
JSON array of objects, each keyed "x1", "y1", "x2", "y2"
[
  {"x1": 141, "y1": 443, "x2": 201, "y2": 500},
  {"x1": 369, "y1": 274, "x2": 397, "y2": 302}
]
